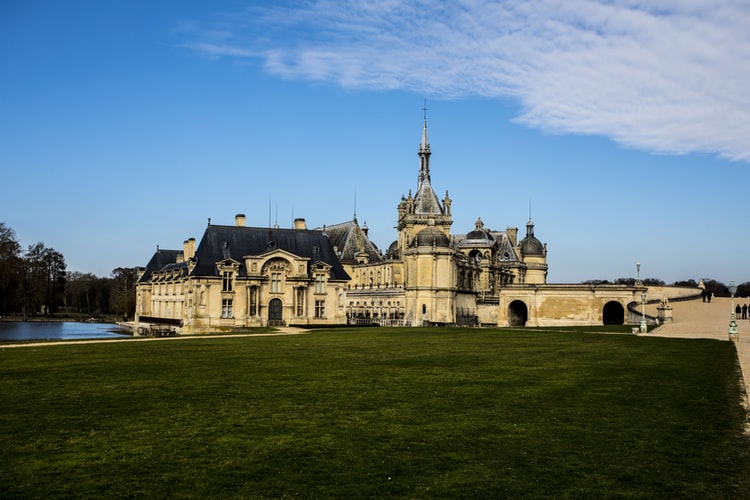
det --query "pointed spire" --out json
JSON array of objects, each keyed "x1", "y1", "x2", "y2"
[
  {"x1": 412, "y1": 101, "x2": 444, "y2": 216},
  {"x1": 418, "y1": 99, "x2": 431, "y2": 186}
]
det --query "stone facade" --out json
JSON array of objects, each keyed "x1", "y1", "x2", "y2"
[{"x1": 135, "y1": 116, "x2": 645, "y2": 333}]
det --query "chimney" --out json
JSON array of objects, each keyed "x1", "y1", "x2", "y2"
[
  {"x1": 184, "y1": 237, "x2": 196, "y2": 260},
  {"x1": 235, "y1": 214, "x2": 246, "y2": 227},
  {"x1": 294, "y1": 218, "x2": 307, "y2": 230},
  {"x1": 506, "y1": 227, "x2": 518, "y2": 247}
]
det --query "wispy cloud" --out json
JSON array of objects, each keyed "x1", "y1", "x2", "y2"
[{"x1": 183, "y1": 0, "x2": 750, "y2": 161}]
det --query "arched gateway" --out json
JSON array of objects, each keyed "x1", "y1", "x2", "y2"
[
  {"x1": 602, "y1": 301, "x2": 625, "y2": 325},
  {"x1": 508, "y1": 300, "x2": 528, "y2": 327}
]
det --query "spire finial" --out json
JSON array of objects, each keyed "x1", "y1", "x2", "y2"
[
  {"x1": 528, "y1": 197, "x2": 532, "y2": 222},
  {"x1": 422, "y1": 98, "x2": 428, "y2": 122}
]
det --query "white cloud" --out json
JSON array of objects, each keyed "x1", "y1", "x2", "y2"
[{"x1": 184, "y1": 0, "x2": 750, "y2": 161}]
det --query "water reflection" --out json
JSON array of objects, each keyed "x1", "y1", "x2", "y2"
[{"x1": 0, "y1": 322, "x2": 131, "y2": 341}]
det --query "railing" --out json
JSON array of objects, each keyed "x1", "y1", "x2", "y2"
[
  {"x1": 137, "y1": 325, "x2": 178, "y2": 337},
  {"x1": 348, "y1": 318, "x2": 413, "y2": 327},
  {"x1": 627, "y1": 302, "x2": 657, "y2": 325}
]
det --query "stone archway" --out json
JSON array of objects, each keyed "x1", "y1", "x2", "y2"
[
  {"x1": 508, "y1": 300, "x2": 528, "y2": 327},
  {"x1": 268, "y1": 298, "x2": 283, "y2": 325},
  {"x1": 602, "y1": 301, "x2": 625, "y2": 325}
]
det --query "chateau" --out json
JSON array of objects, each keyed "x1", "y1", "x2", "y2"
[{"x1": 135, "y1": 117, "x2": 643, "y2": 333}]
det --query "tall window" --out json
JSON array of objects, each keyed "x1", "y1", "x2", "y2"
[
  {"x1": 271, "y1": 272, "x2": 282, "y2": 293},
  {"x1": 315, "y1": 299, "x2": 325, "y2": 318},
  {"x1": 315, "y1": 274, "x2": 326, "y2": 294},
  {"x1": 222, "y1": 271, "x2": 233, "y2": 292},
  {"x1": 249, "y1": 287, "x2": 257, "y2": 316},
  {"x1": 222, "y1": 298, "x2": 233, "y2": 318},
  {"x1": 296, "y1": 288, "x2": 304, "y2": 316}
]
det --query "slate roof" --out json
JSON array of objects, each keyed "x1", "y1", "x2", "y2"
[
  {"x1": 490, "y1": 232, "x2": 521, "y2": 262},
  {"x1": 413, "y1": 179, "x2": 443, "y2": 215},
  {"x1": 322, "y1": 220, "x2": 383, "y2": 265},
  {"x1": 138, "y1": 249, "x2": 184, "y2": 283},
  {"x1": 452, "y1": 230, "x2": 521, "y2": 262},
  {"x1": 413, "y1": 227, "x2": 450, "y2": 247},
  {"x1": 519, "y1": 220, "x2": 545, "y2": 257},
  {"x1": 189, "y1": 224, "x2": 350, "y2": 280}
]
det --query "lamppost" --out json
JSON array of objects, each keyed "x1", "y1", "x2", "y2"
[
  {"x1": 640, "y1": 291, "x2": 647, "y2": 333},
  {"x1": 729, "y1": 280, "x2": 738, "y2": 341},
  {"x1": 635, "y1": 262, "x2": 642, "y2": 287}
]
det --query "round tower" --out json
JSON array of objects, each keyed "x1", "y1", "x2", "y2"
[{"x1": 518, "y1": 219, "x2": 548, "y2": 284}]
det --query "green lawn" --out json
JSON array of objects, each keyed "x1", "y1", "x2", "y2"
[{"x1": 1, "y1": 328, "x2": 748, "y2": 498}]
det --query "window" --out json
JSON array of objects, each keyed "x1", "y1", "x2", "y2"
[
  {"x1": 222, "y1": 271, "x2": 233, "y2": 292},
  {"x1": 296, "y1": 288, "x2": 304, "y2": 316},
  {"x1": 222, "y1": 298, "x2": 233, "y2": 318},
  {"x1": 249, "y1": 287, "x2": 257, "y2": 316},
  {"x1": 270, "y1": 272, "x2": 282, "y2": 293},
  {"x1": 315, "y1": 300, "x2": 325, "y2": 318},
  {"x1": 315, "y1": 274, "x2": 326, "y2": 294}
]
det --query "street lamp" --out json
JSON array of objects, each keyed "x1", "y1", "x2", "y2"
[
  {"x1": 729, "y1": 280, "x2": 738, "y2": 341},
  {"x1": 635, "y1": 262, "x2": 642, "y2": 287},
  {"x1": 640, "y1": 291, "x2": 647, "y2": 333}
]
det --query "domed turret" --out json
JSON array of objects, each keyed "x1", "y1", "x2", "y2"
[
  {"x1": 519, "y1": 220, "x2": 545, "y2": 256},
  {"x1": 465, "y1": 217, "x2": 494, "y2": 242}
]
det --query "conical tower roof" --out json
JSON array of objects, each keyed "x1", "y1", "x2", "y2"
[{"x1": 413, "y1": 116, "x2": 443, "y2": 215}]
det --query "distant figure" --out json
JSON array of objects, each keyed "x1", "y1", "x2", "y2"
[
  {"x1": 701, "y1": 289, "x2": 707, "y2": 302},
  {"x1": 742, "y1": 304, "x2": 748, "y2": 320},
  {"x1": 736, "y1": 305, "x2": 741, "y2": 317},
  {"x1": 707, "y1": 290, "x2": 712, "y2": 303}
]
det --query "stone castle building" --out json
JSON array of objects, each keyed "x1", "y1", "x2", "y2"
[{"x1": 135, "y1": 117, "x2": 643, "y2": 333}]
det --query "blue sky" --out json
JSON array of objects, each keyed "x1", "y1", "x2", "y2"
[{"x1": 1, "y1": 1, "x2": 748, "y2": 284}]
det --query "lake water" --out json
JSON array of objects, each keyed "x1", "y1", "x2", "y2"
[{"x1": 0, "y1": 321, "x2": 132, "y2": 342}]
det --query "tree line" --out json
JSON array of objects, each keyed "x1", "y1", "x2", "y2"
[{"x1": 0, "y1": 222, "x2": 137, "y2": 319}]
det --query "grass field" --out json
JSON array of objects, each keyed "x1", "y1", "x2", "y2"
[{"x1": 1, "y1": 327, "x2": 749, "y2": 498}]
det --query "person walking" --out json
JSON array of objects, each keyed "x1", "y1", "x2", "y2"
[{"x1": 742, "y1": 303, "x2": 748, "y2": 320}]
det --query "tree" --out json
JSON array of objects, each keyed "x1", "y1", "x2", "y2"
[
  {"x1": 110, "y1": 267, "x2": 138, "y2": 318},
  {"x1": 21, "y1": 242, "x2": 66, "y2": 317},
  {"x1": 643, "y1": 278, "x2": 665, "y2": 286},
  {"x1": 0, "y1": 223, "x2": 24, "y2": 315},
  {"x1": 64, "y1": 272, "x2": 110, "y2": 315},
  {"x1": 672, "y1": 279, "x2": 698, "y2": 288},
  {"x1": 701, "y1": 279, "x2": 728, "y2": 297},
  {"x1": 735, "y1": 281, "x2": 750, "y2": 298}
]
